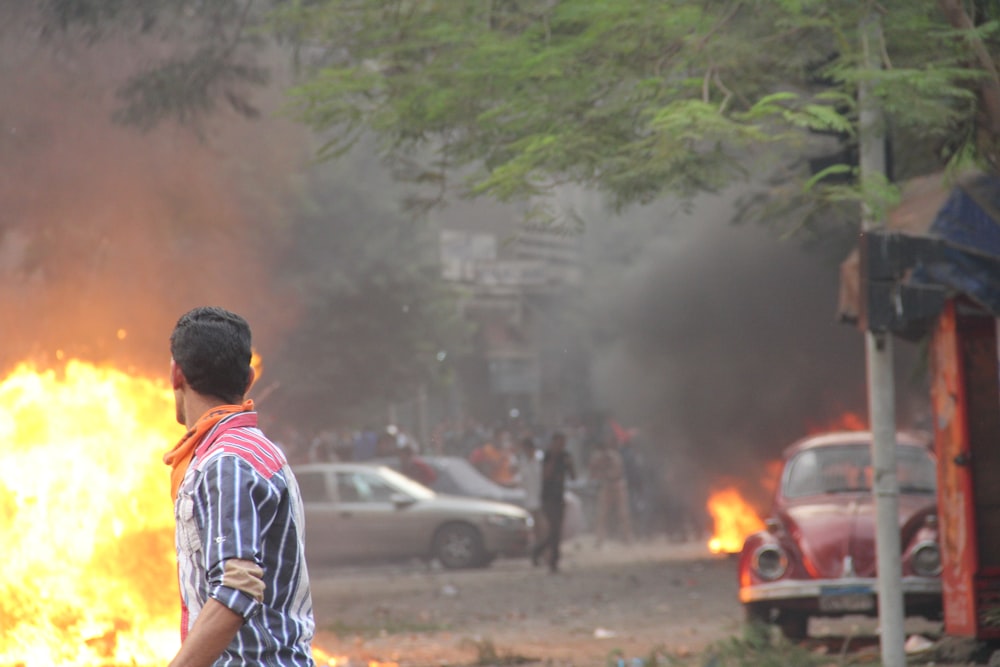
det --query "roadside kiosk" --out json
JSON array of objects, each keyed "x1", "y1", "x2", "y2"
[{"x1": 840, "y1": 171, "x2": 1000, "y2": 638}]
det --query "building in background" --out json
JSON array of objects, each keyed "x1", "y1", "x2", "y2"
[{"x1": 439, "y1": 225, "x2": 582, "y2": 425}]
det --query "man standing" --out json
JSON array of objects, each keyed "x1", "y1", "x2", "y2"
[
  {"x1": 162, "y1": 306, "x2": 315, "y2": 667},
  {"x1": 588, "y1": 438, "x2": 633, "y2": 547},
  {"x1": 531, "y1": 432, "x2": 576, "y2": 573}
]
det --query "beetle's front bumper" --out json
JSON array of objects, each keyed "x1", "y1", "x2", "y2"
[
  {"x1": 741, "y1": 576, "x2": 942, "y2": 617},
  {"x1": 741, "y1": 576, "x2": 940, "y2": 603}
]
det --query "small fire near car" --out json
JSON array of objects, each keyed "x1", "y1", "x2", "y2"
[{"x1": 738, "y1": 431, "x2": 942, "y2": 639}]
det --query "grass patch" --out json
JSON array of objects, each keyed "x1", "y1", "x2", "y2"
[
  {"x1": 698, "y1": 624, "x2": 827, "y2": 667},
  {"x1": 606, "y1": 645, "x2": 690, "y2": 667},
  {"x1": 603, "y1": 627, "x2": 832, "y2": 667},
  {"x1": 461, "y1": 638, "x2": 535, "y2": 666}
]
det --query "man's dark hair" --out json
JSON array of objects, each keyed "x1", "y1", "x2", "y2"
[{"x1": 170, "y1": 306, "x2": 252, "y2": 403}]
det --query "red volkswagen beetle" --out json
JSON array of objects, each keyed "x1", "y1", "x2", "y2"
[{"x1": 738, "y1": 431, "x2": 942, "y2": 639}]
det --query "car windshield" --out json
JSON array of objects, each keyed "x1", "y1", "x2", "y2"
[{"x1": 783, "y1": 444, "x2": 936, "y2": 498}]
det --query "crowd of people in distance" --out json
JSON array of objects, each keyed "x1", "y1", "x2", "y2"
[{"x1": 272, "y1": 414, "x2": 709, "y2": 547}]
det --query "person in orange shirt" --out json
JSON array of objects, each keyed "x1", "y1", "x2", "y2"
[{"x1": 470, "y1": 428, "x2": 520, "y2": 486}]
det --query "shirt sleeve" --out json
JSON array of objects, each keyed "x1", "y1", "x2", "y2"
[{"x1": 195, "y1": 454, "x2": 279, "y2": 619}]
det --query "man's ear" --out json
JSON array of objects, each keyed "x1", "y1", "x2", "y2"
[
  {"x1": 170, "y1": 359, "x2": 185, "y2": 390},
  {"x1": 245, "y1": 366, "x2": 256, "y2": 394}
]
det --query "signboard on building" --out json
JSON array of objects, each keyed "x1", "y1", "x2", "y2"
[
  {"x1": 440, "y1": 230, "x2": 498, "y2": 282},
  {"x1": 475, "y1": 260, "x2": 548, "y2": 287},
  {"x1": 488, "y1": 358, "x2": 539, "y2": 395}
]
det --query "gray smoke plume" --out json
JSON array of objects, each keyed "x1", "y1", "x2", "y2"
[{"x1": 576, "y1": 188, "x2": 927, "y2": 518}]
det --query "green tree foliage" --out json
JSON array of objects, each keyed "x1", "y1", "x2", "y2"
[
  {"x1": 37, "y1": 1, "x2": 1000, "y2": 221},
  {"x1": 36, "y1": 0, "x2": 271, "y2": 131},
  {"x1": 267, "y1": 162, "x2": 469, "y2": 427},
  {"x1": 274, "y1": 0, "x2": 1000, "y2": 221}
]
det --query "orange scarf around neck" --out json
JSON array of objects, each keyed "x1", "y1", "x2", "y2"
[{"x1": 163, "y1": 399, "x2": 254, "y2": 502}]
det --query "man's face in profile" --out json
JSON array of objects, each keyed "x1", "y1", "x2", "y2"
[{"x1": 170, "y1": 358, "x2": 186, "y2": 426}]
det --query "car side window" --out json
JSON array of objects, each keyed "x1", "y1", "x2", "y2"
[
  {"x1": 784, "y1": 451, "x2": 822, "y2": 497},
  {"x1": 334, "y1": 473, "x2": 361, "y2": 502},
  {"x1": 297, "y1": 471, "x2": 332, "y2": 503},
  {"x1": 336, "y1": 471, "x2": 398, "y2": 503}
]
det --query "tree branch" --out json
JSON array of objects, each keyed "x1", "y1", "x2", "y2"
[
  {"x1": 937, "y1": 0, "x2": 1000, "y2": 136},
  {"x1": 713, "y1": 70, "x2": 733, "y2": 112},
  {"x1": 695, "y1": 2, "x2": 742, "y2": 51},
  {"x1": 221, "y1": 0, "x2": 255, "y2": 59}
]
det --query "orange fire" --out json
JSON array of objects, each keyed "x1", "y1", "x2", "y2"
[
  {"x1": 251, "y1": 350, "x2": 263, "y2": 381},
  {"x1": 706, "y1": 487, "x2": 765, "y2": 554},
  {"x1": 761, "y1": 459, "x2": 783, "y2": 497},
  {"x1": 807, "y1": 411, "x2": 867, "y2": 434},
  {"x1": 0, "y1": 359, "x2": 385, "y2": 667},
  {"x1": 0, "y1": 360, "x2": 180, "y2": 666},
  {"x1": 313, "y1": 646, "x2": 399, "y2": 667}
]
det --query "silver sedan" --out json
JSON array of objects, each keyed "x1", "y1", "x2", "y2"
[{"x1": 293, "y1": 463, "x2": 533, "y2": 569}]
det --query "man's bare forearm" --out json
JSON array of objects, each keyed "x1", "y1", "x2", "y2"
[{"x1": 168, "y1": 598, "x2": 244, "y2": 667}]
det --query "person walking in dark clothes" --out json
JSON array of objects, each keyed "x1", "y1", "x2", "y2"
[{"x1": 531, "y1": 431, "x2": 576, "y2": 573}]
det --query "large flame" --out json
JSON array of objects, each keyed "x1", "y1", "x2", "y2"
[
  {"x1": 0, "y1": 359, "x2": 396, "y2": 667},
  {"x1": 0, "y1": 360, "x2": 180, "y2": 666},
  {"x1": 706, "y1": 487, "x2": 765, "y2": 554}
]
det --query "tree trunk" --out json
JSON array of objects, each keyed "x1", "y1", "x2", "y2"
[{"x1": 938, "y1": 0, "x2": 1000, "y2": 168}]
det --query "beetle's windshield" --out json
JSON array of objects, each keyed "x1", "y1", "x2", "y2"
[{"x1": 783, "y1": 443, "x2": 936, "y2": 498}]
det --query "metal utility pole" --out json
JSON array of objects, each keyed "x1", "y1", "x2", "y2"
[
  {"x1": 859, "y1": 10, "x2": 906, "y2": 667},
  {"x1": 417, "y1": 383, "x2": 429, "y2": 452}
]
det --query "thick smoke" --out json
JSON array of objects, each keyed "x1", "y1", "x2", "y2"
[
  {"x1": 579, "y1": 190, "x2": 928, "y2": 516},
  {"x1": 0, "y1": 5, "x2": 930, "y2": 519},
  {"x1": 0, "y1": 9, "x2": 307, "y2": 374}
]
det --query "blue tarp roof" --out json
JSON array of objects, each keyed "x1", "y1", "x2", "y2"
[
  {"x1": 838, "y1": 171, "x2": 1000, "y2": 331},
  {"x1": 913, "y1": 172, "x2": 1000, "y2": 316}
]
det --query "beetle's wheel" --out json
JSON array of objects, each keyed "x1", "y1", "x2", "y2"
[
  {"x1": 743, "y1": 603, "x2": 773, "y2": 627},
  {"x1": 776, "y1": 611, "x2": 809, "y2": 641}
]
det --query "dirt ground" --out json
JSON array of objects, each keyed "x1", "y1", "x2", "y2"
[
  {"x1": 307, "y1": 537, "x2": 755, "y2": 666},
  {"x1": 307, "y1": 536, "x2": 954, "y2": 667}
]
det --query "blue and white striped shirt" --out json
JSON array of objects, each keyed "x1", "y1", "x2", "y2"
[{"x1": 175, "y1": 411, "x2": 315, "y2": 666}]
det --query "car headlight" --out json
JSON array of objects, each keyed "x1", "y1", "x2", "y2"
[
  {"x1": 911, "y1": 541, "x2": 942, "y2": 577},
  {"x1": 752, "y1": 544, "x2": 788, "y2": 581}
]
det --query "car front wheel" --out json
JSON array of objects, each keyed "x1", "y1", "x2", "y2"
[{"x1": 433, "y1": 522, "x2": 485, "y2": 569}]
